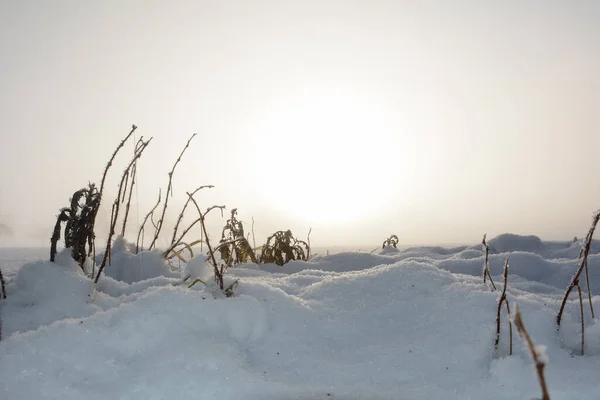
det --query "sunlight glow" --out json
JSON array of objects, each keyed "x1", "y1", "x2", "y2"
[{"x1": 244, "y1": 87, "x2": 406, "y2": 224}]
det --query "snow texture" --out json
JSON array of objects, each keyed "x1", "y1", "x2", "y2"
[{"x1": 1, "y1": 234, "x2": 600, "y2": 399}]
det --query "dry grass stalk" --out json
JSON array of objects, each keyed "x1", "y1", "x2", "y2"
[
  {"x1": 307, "y1": 227, "x2": 312, "y2": 260},
  {"x1": 89, "y1": 125, "x2": 137, "y2": 260},
  {"x1": 577, "y1": 284, "x2": 585, "y2": 355},
  {"x1": 148, "y1": 133, "x2": 197, "y2": 250},
  {"x1": 170, "y1": 185, "x2": 214, "y2": 246},
  {"x1": 557, "y1": 210, "x2": 599, "y2": 329},
  {"x1": 186, "y1": 191, "x2": 226, "y2": 289},
  {"x1": 136, "y1": 189, "x2": 162, "y2": 253},
  {"x1": 495, "y1": 258, "x2": 513, "y2": 355},
  {"x1": 120, "y1": 137, "x2": 145, "y2": 237},
  {"x1": 514, "y1": 305, "x2": 551, "y2": 400},
  {"x1": 95, "y1": 137, "x2": 152, "y2": 283},
  {"x1": 251, "y1": 217, "x2": 256, "y2": 250},
  {"x1": 0, "y1": 267, "x2": 6, "y2": 299},
  {"x1": 482, "y1": 234, "x2": 497, "y2": 291}
]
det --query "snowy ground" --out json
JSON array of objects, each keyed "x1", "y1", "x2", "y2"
[{"x1": 1, "y1": 234, "x2": 600, "y2": 399}]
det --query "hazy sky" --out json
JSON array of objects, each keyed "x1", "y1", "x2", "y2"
[{"x1": 1, "y1": 0, "x2": 599, "y2": 249}]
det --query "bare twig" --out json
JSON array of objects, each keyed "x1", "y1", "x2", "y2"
[
  {"x1": 186, "y1": 191, "x2": 225, "y2": 289},
  {"x1": 495, "y1": 258, "x2": 513, "y2": 355},
  {"x1": 136, "y1": 189, "x2": 161, "y2": 253},
  {"x1": 149, "y1": 133, "x2": 197, "y2": 250},
  {"x1": 482, "y1": 234, "x2": 497, "y2": 291},
  {"x1": 557, "y1": 210, "x2": 599, "y2": 327},
  {"x1": 0, "y1": 267, "x2": 6, "y2": 299},
  {"x1": 307, "y1": 227, "x2": 312, "y2": 260},
  {"x1": 121, "y1": 137, "x2": 145, "y2": 237},
  {"x1": 577, "y1": 284, "x2": 585, "y2": 355},
  {"x1": 95, "y1": 138, "x2": 152, "y2": 283},
  {"x1": 171, "y1": 185, "x2": 214, "y2": 245},
  {"x1": 251, "y1": 217, "x2": 256, "y2": 249},
  {"x1": 514, "y1": 305, "x2": 551, "y2": 400}
]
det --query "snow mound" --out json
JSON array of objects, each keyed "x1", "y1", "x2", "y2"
[{"x1": 487, "y1": 233, "x2": 543, "y2": 253}]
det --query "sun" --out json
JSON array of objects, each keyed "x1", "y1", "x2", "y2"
[{"x1": 241, "y1": 86, "x2": 405, "y2": 224}]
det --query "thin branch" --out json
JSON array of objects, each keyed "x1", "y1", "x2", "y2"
[
  {"x1": 136, "y1": 189, "x2": 161, "y2": 253},
  {"x1": 186, "y1": 191, "x2": 225, "y2": 289},
  {"x1": 495, "y1": 258, "x2": 512, "y2": 355},
  {"x1": 482, "y1": 234, "x2": 497, "y2": 291},
  {"x1": 95, "y1": 137, "x2": 152, "y2": 283},
  {"x1": 514, "y1": 305, "x2": 551, "y2": 400},
  {"x1": 121, "y1": 137, "x2": 145, "y2": 237},
  {"x1": 557, "y1": 210, "x2": 599, "y2": 327},
  {"x1": 251, "y1": 217, "x2": 256, "y2": 249},
  {"x1": 149, "y1": 133, "x2": 197, "y2": 250},
  {"x1": 577, "y1": 284, "x2": 585, "y2": 356},
  {"x1": 170, "y1": 185, "x2": 214, "y2": 245}
]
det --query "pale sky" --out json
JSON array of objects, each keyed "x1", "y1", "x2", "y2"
[{"x1": 1, "y1": 0, "x2": 599, "y2": 249}]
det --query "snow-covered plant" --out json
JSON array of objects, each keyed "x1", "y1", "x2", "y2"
[
  {"x1": 259, "y1": 229, "x2": 310, "y2": 266},
  {"x1": 514, "y1": 305, "x2": 551, "y2": 400},
  {"x1": 382, "y1": 234, "x2": 399, "y2": 249}
]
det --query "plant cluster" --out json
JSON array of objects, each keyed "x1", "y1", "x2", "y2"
[
  {"x1": 48, "y1": 125, "x2": 312, "y2": 297},
  {"x1": 259, "y1": 229, "x2": 310, "y2": 266},
  {"x1": 382, "y1": 234, "x2": 399, "y2": 249}
]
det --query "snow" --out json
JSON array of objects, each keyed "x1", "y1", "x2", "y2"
[{"x1": 1, "y1": 234, "x2": 600, "y2": 399}]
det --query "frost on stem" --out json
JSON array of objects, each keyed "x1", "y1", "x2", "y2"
[
  {"x1": 494, "y1": 258, "x2": 512, "y2": 356},
  {"x1": 514, "y1": 305, "x2": 551, "y2": 400},
  {"x1": 482, "y1": 234, "x2": 496, "y2": 291}
]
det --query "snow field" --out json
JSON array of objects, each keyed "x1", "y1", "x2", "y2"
[{"x1": 0, "y1": 234, "x2": 599, "y2": 399}]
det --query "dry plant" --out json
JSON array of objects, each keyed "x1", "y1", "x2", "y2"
[
  {"x1": 161, "y1": 186, "x2": 215, "y2": 261},
  {"x1": 382, "y1": 234, "x2": 399, "y2": 249},
  {"x1": 94, "y1": 137, "x2": 153, "y2": 283},
  {"x1": 215, "y1": 209, "x2": 258, "y2": 267},
  {"x1": 494, "y1": 258, "x2": 513, "y2": 355},
  {"x1": 514, "y1": 305, "x2": 552, "y2": 400},
  {"x1": 50, "y1": 125, "x2": 137, "y2": 272},
  {"x1": 136, "y1": 189, "x2": 162, "y2": 253},
  {"x1": 50, "y1": 184, "x2": 101, "y2": 269},
  {"x1": 148, "y1": 133, "x2": 197, "y2": 251},
  {"x1": 89, "y1": 125, "x2": 137, "y2": 260},
  {"x1": 556, "y1": 210, "x2": 599, "y2": 355},
  {"x1": 482, "y1": 234, "x2": 497, "y2": 291},
  {"x1": 0, "y1": 266, "x2": 6, "y2": 299},
  {"x1": 259, "y1": 230, "x2": 310, "y2": 266},
  {"x1": 185, "y1": 191, "x2": 227, "y2": 290},
  {"x1": 119, "y1": 137, "x2": 145, "y2": 237}
]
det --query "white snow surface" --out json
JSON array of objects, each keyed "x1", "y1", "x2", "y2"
[{"x1": 1, "y1": 233, "x2": 600, "y2": 399}]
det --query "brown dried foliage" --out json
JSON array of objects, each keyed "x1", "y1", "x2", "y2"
[{"x1": 259, "y1": 230, "x2": 310, "y2": 266}]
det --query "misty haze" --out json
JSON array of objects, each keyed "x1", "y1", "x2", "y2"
[{"x1": 1, "y1": 1, "x2": 599, "y2": 399}]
